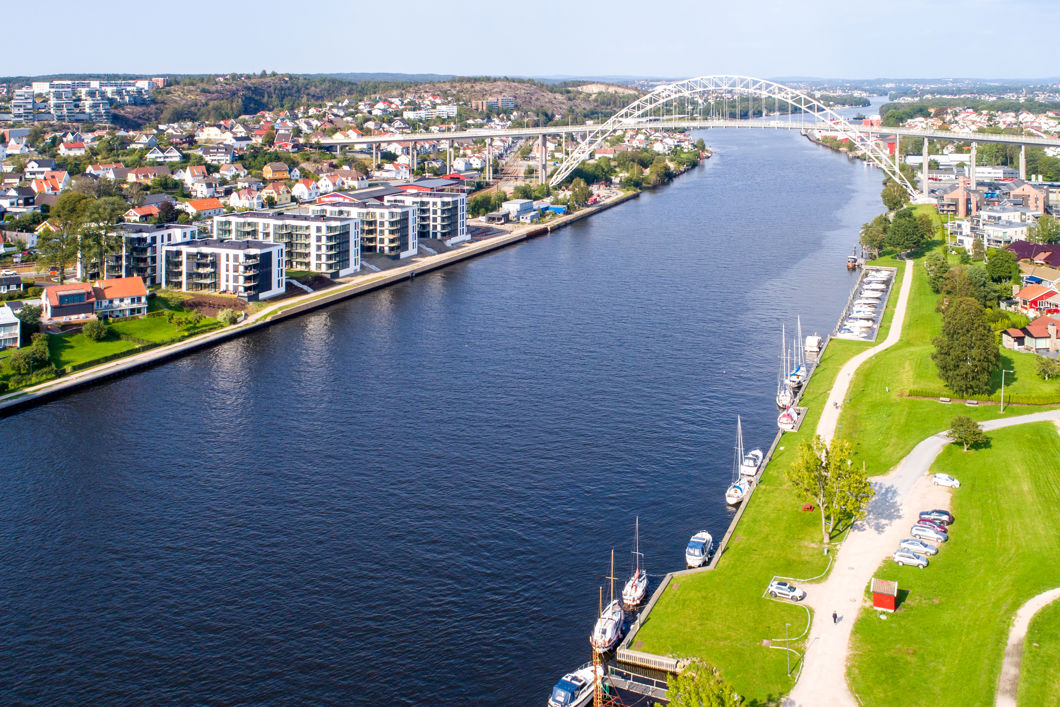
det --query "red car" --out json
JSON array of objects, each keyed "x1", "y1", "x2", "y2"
[{"x1": 917, "y1": 518, "x2": 948, "y2": 534}]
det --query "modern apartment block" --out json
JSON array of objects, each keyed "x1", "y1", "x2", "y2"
[
  {"x1": 163, "y1": 239, "x2": 285, "y2": 301},
  {"x1": 383, "y1": 191, "x2": 469, "y2": 245},
  {"x1": 88, "y1": 223, "x2": 201, "y2": 286},
  {"x1": 213, "y1": 212, "x2": 361, "y2": 277},
  {"x1": 309, "y1": 201, "x2": 418, "y2": 259}
]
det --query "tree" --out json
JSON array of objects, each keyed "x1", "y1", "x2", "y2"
[
  {"x1": 786, "y1": 436, "x2": 874, "y2": 546},
  {"x1": 1028, "y1": 213, "x2": 1060, "y2": 245},
  {"x1": 923, "y1": 251, "x2": 951, "y2": 294},
  {"x1": 1035, "y1": 355, "x2": 1060, "y2": 381},
  {"x1": 15, "y1": 304, "x2": 42, "y2": 338},
  {"x1": 8, "y1": 333, "x2": 51, "y2": 375},
  {"x1": 948, "y1": 415, "x2": 988, "y2": 452},
  {"x1": 859, "y1": 215, "x2": 888, "y2": 259},
  {"x1": 83, "y1": 197, "x2": 127, "y2": 279},
  {"x1": 881, "y1": 181, "x2": 909, "y2": 212},
  {"x1": 217, "y1": 308, "x2": 240, "y2": 326},
  {"x1": 971, "y1": 237, "x2": 985, "y2": 262},
  {"x1": 916, "y1": 213, "x2": 936, "y2": 242},
  {"x1": 885, "y1": 208, "x2": 925, "y2": 253},
  {"x1": 665, "y1": 660, "x2": 742, "y2": 707},
  {"x1": 568, "y1": 178, "x2": 591, "y2": 208},
  {"x1": 985, "y1": 247, "x2": 1018, "y2": 283},
  {"x1": 156, "y1": 200, "x2": 177, "y2": 224},
  {"x1": 82, "y1": 319, "x2": 110, "y2": 341},
  {"x1": 932, "y1": 297, "x2": 1000, "y2": 396}
]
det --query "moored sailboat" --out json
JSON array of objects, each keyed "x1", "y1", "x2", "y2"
[
  {"x1": 725, "y1": 417, "x2": 752, "y2": 506},
  {"x1": 589, "y1": 551, "x2": 625, "y2": 653},
  {"x1": 621, "y1": 517, "x2": 648, "y2": 609}
]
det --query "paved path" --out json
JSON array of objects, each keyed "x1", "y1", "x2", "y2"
[
  {"x1": 786, "y1": 410, "x2": 1060, "y2": 707},
  {"x1": 816, "y1": 260, "x2": 912, "y2": 446},
  {"x1": 995, "y1": 587, "x2": 1060, "y2": 707}
]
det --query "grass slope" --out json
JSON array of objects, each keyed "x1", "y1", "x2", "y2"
[
  {"x1": 1018, "y1": 599, "x2": 1060, "y2": 707},
  {"x1": 846, "y1": 422, "x2": 1060, "y2": 706}
]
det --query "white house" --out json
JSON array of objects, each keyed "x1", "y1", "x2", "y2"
[{"x1": 228, "y1": 188, "x2": 263, "y2": 210}]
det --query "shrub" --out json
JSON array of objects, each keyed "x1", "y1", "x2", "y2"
[
  {"x1": 217, "y1": 308, "x2": 239, "y2": 326},
  {"x1": 82, "y1": 319, "x2": 110, "y2": 341}
]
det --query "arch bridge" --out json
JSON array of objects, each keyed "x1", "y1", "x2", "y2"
[{"x1": 549, "y1": 74, "x2": 917, "y2": 195}]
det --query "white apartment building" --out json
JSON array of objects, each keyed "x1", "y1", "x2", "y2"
[
  {"x1": 163, "y1": 239, "x2": 286, "y2": 301},
  {"x1": 78, "y1": 223, "x2": 199, "y2": 286},
  {"x1": 309, "y1": 201, "x2": 418, "y2": 259},
  {"x1": 383, "y1": 191, "x2": 469, "y2": 245},
  {"x1": 213, "y1": 212, "x2": 361, "y2": 277}
]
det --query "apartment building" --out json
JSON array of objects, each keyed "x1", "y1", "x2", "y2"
[
  {"x1": 163, "y1": 238, "x2": 285, "y2": 301},
  {"x1": 213, "y1": 212, "x2": 360, "y2": 277},
  {"x1": 309, "y1": 201, "x2": 417, "y2": 259},
  {"x1": 87, "y1": 223, "x2": 201, "y2": 286},
  {"x1": 383, "y1": 191, "x2": 468, "y2": 245}
]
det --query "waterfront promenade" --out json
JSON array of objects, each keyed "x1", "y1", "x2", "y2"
[{"x1": 0, "y1": 190, "x2": 637, "y2": 416}]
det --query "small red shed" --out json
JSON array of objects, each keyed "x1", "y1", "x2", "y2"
[{"x1": 871, "y1": 578, "x2": 898, "y2": 613}]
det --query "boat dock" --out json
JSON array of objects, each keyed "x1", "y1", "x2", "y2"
[{"x1": 831, "y1": 266, "x2": 898, "y2": 343}]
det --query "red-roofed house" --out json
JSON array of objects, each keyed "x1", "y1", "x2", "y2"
[
  {"x1": 40, "y1": 277, "x2": 150, "y2": 323},
  {"x1": 40, "y1": 282, "x2": 96, "y2": 323},
  {"x1": 125, "y1": 205, "x2": 160, "y2": 223},
  {"x1": 1002, "y1": 316, "x2": 1060, "y2": 353},
  {"x1": 261, "y1": 182, "x2": 291, "y2": 206},
  {"x1": 94, "y1": 276, "x2": 149, "y2": 319},
  {"x1": 180, "y1": 198, "x2": 225, "y2": 218},
  {"x1": 291, "y1": 178, "x2": 319, "y2": 202},
  {"x1": 1013, "y1": 284, "x2": 1060, "y2": 315},
  {"x1": 59, "y1": 141, "x2": 87, "y2": 156}
]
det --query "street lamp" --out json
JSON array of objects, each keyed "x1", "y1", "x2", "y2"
[
  {"x1": 785, "y1": 622, "x2": 791, "y2": 676},
  {"x1": 1000, "y1": 368, "x2": 1015, "y2": 413}
]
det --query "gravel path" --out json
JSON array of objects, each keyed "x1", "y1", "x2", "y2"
[{"x1": 995, "y1": 587, "x2": 1060, "y2": 706}]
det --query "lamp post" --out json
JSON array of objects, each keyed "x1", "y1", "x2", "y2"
[
  {"x1": 785, "y1": 622, "x2": 791, "y2": 676},
  {"x1": 1000, "y1": 368, "x2": 1015, "y2": 413}
]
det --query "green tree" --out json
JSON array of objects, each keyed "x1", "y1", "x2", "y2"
[
  {"x1": 881, "y1": 181, "x2": 909, "y2": 212},
  {"x1": 947, "y1": 415, "x2": 988, "y2": 452},
  {"x1": 15, "y1": 304, "x2": 42, "y2": 338},
  {"x1": 217, "y1": 308, "x2": 240, "y2": 326},
  {"x1": 786, "y1": 436, "x2": 874, "y2": 546},
  {"x1": 1035, "y1": 355, "x2": 1060, "y2": 380},
  {"x1": 923, "y1": 251, "x2": 951, "y2": 294},
  {"x1": 885, "y1": 209, "x2": 925, "y2": 253},
  {"x1": 8, "y1": 333, "x2": 51, "y2": 374},
  {"x1": 971, "y1": 238, "x2": 985, "y2": 262},
  {"x1": 1028, "y1": 213, "x2": 1060, "y2": 245},
  {"x1": 568, "y1": 178, "x2": 591, "y2": 208},
  {"x1": 916, "y1": 213, "x2": 936, "y2": 241},
  {"x1": 81, "y1": 319, "x2": 110, "y2": 341},
  {"x1": 156, "y1": 201, "x2": 177, "y2": 224},
  {"x1": 84, "y1": 197, "x2": 127, "y2": 279},
  {"x1": 664, "y1": 659, "x2": 742, "y2": 707},
  {"x1": 985, "y1": 247, "x2": 1018, "y2": 283},
  {"x1": 932, "y1": 297, "x2": 1000, "y2": 396},
  {"x1": 859, "y1": 215, "x2": 888, "y2": 259}
]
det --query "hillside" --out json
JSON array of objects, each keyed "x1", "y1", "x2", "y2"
[{"x1": 409, "y1": 77, "x2": 641, "y2": 121}]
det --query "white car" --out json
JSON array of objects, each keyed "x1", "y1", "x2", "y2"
[
  {"x1": 911, "y1": 524, "x2": 948, "y2": 543},
  {"x1": 899, "y1": 538, "x2": 938, "y2": 556},
  {"x1": 893, "y1": 550, "x2": 929, "y2": 568},
  {"x1": 933, "y1": 473, "x2": 960, "y2": 488},
  {"x1": 767, "y1": 580, "x2": 806, "y2": 602}
]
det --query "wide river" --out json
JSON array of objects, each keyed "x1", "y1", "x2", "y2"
[{"x1": 0, "y1": 116, "x2": 886, "y2": 704}]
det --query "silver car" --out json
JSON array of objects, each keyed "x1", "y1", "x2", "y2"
[
  {"x1": 932, "y1": 473, "x2": 961, "y2": 488},
  {"x1": 899, "y1": 537, "x2": 938, "y2": 556},
  {"x1": 911, "y1": 524, "x2": 948, "y2": 543},
  {"x1": 893, "y1": 550, "x2": 929, "y2": 568},
  {"x1": 767, "y1": 580, "x2": 807, "y2": 602}
]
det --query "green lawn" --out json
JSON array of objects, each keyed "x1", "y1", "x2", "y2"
[
  {"x1": 47, "y1": 332, "x2": 139, "y2": 369},
  {"x1": 847, "y1": 422, "x2": 1060, "y2": 706},
  {"x1": 46, "y1": 315, "x2": 219, "y2": 370},
  {"x1": 1018, "y1": 598, "x2": 1060, "y2": 707},
  {"x1": 109, "y1": 315, "x2": 218, "y2": 343}
]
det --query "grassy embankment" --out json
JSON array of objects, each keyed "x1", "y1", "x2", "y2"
[
  {"x1": 629, "y1": 265, "x2": 907, "y2": 703},
  {"x1": 846, "y1": 422, "x2": 1060, "y2": 705},
  {"x1": 1018, "y1": 598, "x2": 1060, "y2": 706}
]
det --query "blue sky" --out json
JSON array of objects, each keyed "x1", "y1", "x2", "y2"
[{"x1": 9, "y1": 0, "x2": 1059, "y2": 79}]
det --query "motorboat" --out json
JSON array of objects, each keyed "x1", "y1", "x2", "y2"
[
  {"x1": 778, "y1": 406, "x2": 799, "y2": 431},
  {"x1": 864, "y1": 282, "x2": 886, "y2": 291},
  {"x1": 685, "y1": 530, "x2": 714, "y2": 568},
  {"x1": 548, "y1": 664, "x2": 596, "y2": 707},
  {"x1": 590, "y1": 551, "x2": 625, "y2": 653},
  {"x1": 741, "y1": 449, "x2": 764, "y2": 476},
  {"x1": 859, "y1": 291, "x2": 883, "y2": 299},
  {"x1": 621, "y1": 517, "x2": 648, "y2": 609},
  {"x1": 844, "y1": 318, "x2": 872, "y2": 329},
  {"x1": 804, "y1": 334, "x2": 823, "y2": 354}
]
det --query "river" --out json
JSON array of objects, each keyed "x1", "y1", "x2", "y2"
[{"x1": 0, "y1": 113, "x2": 886, "y2": 704}]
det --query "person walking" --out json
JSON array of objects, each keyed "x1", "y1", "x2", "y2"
[{"x1": 832, "y1": 611, "x2": 838, "y2": 624}]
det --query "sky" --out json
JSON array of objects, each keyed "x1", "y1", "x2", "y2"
[{"x1": 7, "y1": 0, "x2": 1059, "y2": 80}]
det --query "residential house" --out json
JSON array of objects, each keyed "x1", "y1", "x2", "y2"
[
  {"x1": 126, "y1": 166, "x2": 171, "y2": 184},
  {"x1": 291, "y1": 178, "x2": 319, "y2": 202},
  {"x1": 0, "y1": 303, "x2": 19, "y2": 349},
  {"x1": 1013, "y1": 284, "x2": 1060, "y2": 316},
  {"x1": 181, "y1": 198, "x2": 225, "y2": 219},
  {"x1": 219, "y1": 163, "x2": 248, "y2": 180},
  {"x1": 262, "y1": 162, "x2": 290, "y2": 180},
  {"x1": 201, "y1": 144, "x2": 235, "y2": 165},
  {"x1": 261, "y1": 182, "x2": 291, "y2": 206},
  {"x1": 163, "y1": 238, "x2": 285, "y2": 301},
  {"x1": 124, "y1": 205, "x2": 160, "y2": 222},
  {"x1": 214, "y1": 211, "x2": 361, "y2": 277},
  {"x1": 228, "y1": 188, "x2": 263, "y2": 211},
  {"x1": 182, "y1": 164, "x2": 208, "y2": 186},
  {"x1": 86, "y1": 162, "x2": 124, "y2": 178},
  {"x1": 132, "y1": 134, "x2": 158, "y2": 150},
  {"x1": 39, "y1": 282, "x2": 96, "y2": 323},
  {"x1": 1002, "y1": 315, "x2": 1060, "y2": 354},
  {"x1": 191, "y1": 178, "x2": 220, "y2": 199},
  {"x1": 24, "y1": 158, "x2": 58, "y2": 179},
  {"x1": 93, "y1": 276, "x2": 149, "y2": 319},
  {"x1": 146, "y1": 146, "x2": 182, "y2": 163},
  {"x1": 1008, "y1": 241, "x2": 1060, "y2": 269},
  {"x1": 59, "y1": 141, "x2": 87, "y2": 156},
  {"x1": 0, "y1": 271, "x2": 23, "y2": 294},
  {"x1": 1010, "y1": 181, "x2": 1049, "y2": 214}
]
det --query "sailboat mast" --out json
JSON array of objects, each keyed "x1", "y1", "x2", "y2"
[
  {"x1": 608, "y1": 549, "x2": 616, "y2": 604},
  {"x1": 634, "y1": 517, "x2": 640, "y2": 573}
]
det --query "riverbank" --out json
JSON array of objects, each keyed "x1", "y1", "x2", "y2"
[{"x1": 0, "y1": 188, "x2": 642, "y2": 417}]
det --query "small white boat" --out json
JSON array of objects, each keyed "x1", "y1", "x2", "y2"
[
  {"x1": 548, "y1": 664, "x2": 595, "y2": 707},
  {"x1": 859, "y1": 291, "x2": 883, "y2": 300},
  {"x1": 776, "y1": 382, "x2": 794, "y2": 408},
  {"x1": 590, "y1": 551, "x2": 625, "y2": 653},
  {"x1": 851, "y1": 309, "x2": 876, "y2": 318},
  {"x1": 726, "y1": 417, "x2": 754, "y2": 505},
  {"x1": 844, "y1": 319, "x2": 871, "y2": 329},
  {"x1": 741, "y1": 449, "x2": 764, "y2": 476},
  {"x1": 804, "y1": 334, "x2": 823, "y2": 354},
  {"x1": 725, "y1": 477, "x2": 750, "y2": 506},
  {"x1": 854, "y1": 298, "x2": 878, "y2": 306},
  {"x1": 778, "y1": 406, "x2": 799, "y2": 431},
  {"x1": 864, "y1": 282, "x2": 886, "y2": 291},
  {"x1": 685, "y1": 530, "x2": 714, "y2": 567},
  {"x1": 621, "y1": 517, "x2": 648, "y2": 609}
]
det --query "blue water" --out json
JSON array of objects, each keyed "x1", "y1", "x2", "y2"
[{"x1": 0, "y1": 125, "x2": 884, "y2": 704}]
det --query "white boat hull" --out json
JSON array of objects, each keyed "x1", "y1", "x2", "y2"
[
  {"x1": 621, "y1": 570, "x2": 648, "y2": 608},
  {"x1": 590, "y1": 600, "x2": 625, "y2": 653}
]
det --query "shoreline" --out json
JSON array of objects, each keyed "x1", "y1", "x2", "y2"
[{"x1": 0, "y1": 189, "x2": 644, "y2": 417}]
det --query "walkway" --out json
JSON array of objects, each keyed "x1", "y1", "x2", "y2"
[
  {"x1": 786, "y1": 410, "x2": 1060, "y2": 707},
  {"x1": 995, "y1": 587, "x2": 1060, "y2": 707},
  {"x1": 815, "y1": 259, "x2": 912, "y2": 445}
]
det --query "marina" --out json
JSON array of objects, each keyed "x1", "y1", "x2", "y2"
[{"x1": 832, "y1": 266, "x2": 898, "y2": 342}]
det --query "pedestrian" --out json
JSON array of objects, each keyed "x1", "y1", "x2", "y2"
[{"x1": 832, "y1": 611, "x2": 838, "y2": 624}]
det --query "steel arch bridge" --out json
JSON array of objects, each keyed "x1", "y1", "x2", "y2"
[{"x1": 549, "y1": 74, "x2": 917, "y2": 195}]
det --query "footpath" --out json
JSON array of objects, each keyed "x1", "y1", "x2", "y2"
[{"x1": 995, "y1": 586, "x2": 1060, "y2": 707}]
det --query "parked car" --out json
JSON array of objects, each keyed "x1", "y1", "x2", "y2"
[
  {"x1": 933, "y1": 473, "x2": 961, "y2": 488},
  {"x1": 767, "y1": 580, "x2": 806, "y2": 602},
  {"x1": 911, "y1": 524, "x2": 948, "y2": 543},
  {"x1": 893, "y1": 549, "x2": 929, "y2": 568},
  {"x1": 917, "y1": 518, "x2": 949, "y2": 533},
  {"x1": 899, "y1": 538, "x2": 938, "y2": 556},
  {"x1": 919, "y1": 509, "x2": 954, "y2": 525}
]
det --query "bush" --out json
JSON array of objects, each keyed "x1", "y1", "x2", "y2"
[
  {"x1": 8, "y1": 333, "x2": 51, "y2": 374},
  {"x1": 82, "y1": 319, "x2": 110, "y2": 341},
  {"x1": 217, "y1": 308, "x2": 239, "y2": 326}
]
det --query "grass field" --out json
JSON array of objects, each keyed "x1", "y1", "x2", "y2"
[
  {"x1": 47, "y1": 332, "x2": 139, "y2": 369},
  {"x1": 846, "y1": 422, "x2": 1060, "y2": 706},
  {"x1": 1017, "y1": 598, "x2": 1060, "y2": 707},
  {"x1": 47, "y1": 314, "x2": 219, "y2": 370}
]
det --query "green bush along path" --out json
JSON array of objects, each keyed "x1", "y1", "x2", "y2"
[{"x1": 846, "y1": 422, "x2": 1060, "y2": 706}]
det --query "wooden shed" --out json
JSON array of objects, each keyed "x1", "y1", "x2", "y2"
[{"x1": 871, "y1": 577, "x2": 898, "y2": 612}]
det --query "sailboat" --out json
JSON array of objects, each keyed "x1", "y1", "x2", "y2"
[
  {"x1": 778, "y1": 405, "x2": 799, "y2": 431},
  {"x1": 776, "y1": 326, "x2": 795, "y2": 408},
  {"x1": 725, "y1": 417, "x2": 752, "y2": 506},
  {"x1": 589, "y1": 550, "x2": 625, "y2": 653},
  {"x1": 621, "y1": 517, "x2": 648, "y2": 609}
]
